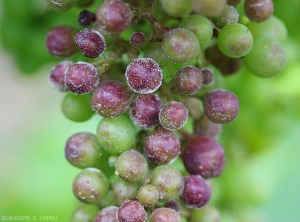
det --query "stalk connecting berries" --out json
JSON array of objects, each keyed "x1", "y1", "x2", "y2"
[{"x1": 45, "y1": 0, "x2": 286, "y2": 221}]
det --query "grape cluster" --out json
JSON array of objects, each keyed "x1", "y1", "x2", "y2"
[{"x1": 45, "y1": 0, "x2": 286, "y2": 221}]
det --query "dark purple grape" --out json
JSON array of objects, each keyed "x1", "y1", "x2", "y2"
[
  {"x1": 94, "y1": 206, "x2": 118, "y2": 222},
  {"x1": 125, "y1": 58, "x2": 163, "y2": 94},
  {"x1": 159, "y1": 101, "x2": 188, "y2": 131},
  {"x1": 182, "y1": 136, "x2": 225, "y2": 178},
  {"x1": 203, "y1": 89, "x2": 239, "y2": 124},
  {"x1": 201, "y1": 68, "x2": 214, "y2": 86},
  {"x1": 164, "y1": 200, "x2": 180, "y2": 212},
  {"x1": 96, "y1": 0, "x2": 132, "y2": 33},
  {"x1": 130, "y1": 32, "x2": 146, "y2": 48},
  {"x1": 72, "y1": 168, "x2": 109, "y2": 204},
  {"x1": 112, "y1": 178, "x2": 140, "y2": 206},
  {"x1": 49, "y1": 61, "x2": 73, "y2": 92},
  {"x1": 174, "y1": 66, "x2": 203, "y2": 95},
  {"x1": 181, "y1": 175, "x2": 211, "y2": 208},
  {"x1": 194, "y1": 114, "x2": 222, "y2": 138},
  {"x1": 245, "y1": 0, "x2": 274, "y2": 22},
  {"x1": 137, "y1": 184, "x2": 159, "y2": 207},
  {"x1": 91, "y1": 80, "x2": 132, "y2": 118},
  {"x1": 115, "y1": 149, "x2": 148, "y2": 183},
  {"x1": 65, "y1": 62, "x2": 99, "y2": 94},
  {"x1": 145, "y1": 128, "x2": 180, "y2": 165},
  {"x1": 117, "y1": 200, "x2": 147, "y2": 222},
  {"x1": 46, "y1": 25, "x2": 78, "y2": 58},
  {"x1": 74, "y1": 28, "x2": 106, "y2": 58},
  {"x1": 130, "y1": 93, "x2": 163, "y2": 129},
  {"x1": 149, "y1": 207, "x2": 181, "y2": 222},
  {"x1": 77, "y1": 9, "x2": 96, "y2": 27},
  {"x1": 65, "y1": 132, "x2": 101, "y2": 169}
]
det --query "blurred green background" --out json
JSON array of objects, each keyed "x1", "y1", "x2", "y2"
[{"x1": 0, "y1": 0, "x2": 300, "y2": 221}]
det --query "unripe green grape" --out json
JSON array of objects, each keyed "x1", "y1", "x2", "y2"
[
  {"x1": 137, "y1": 185, "x2": 159, "y2": 207},
  {"x1": 246, "y1": 16, "x2": 287, "y2": 43},
  {"x1": 191, "y1": 0, "x2": 227, "y2": 17},
  {"x1": 96, "y1": 115, "x2": 137, "y2": 155},
  {"x1": 112, "y1": 178, "x2": 140, "y2": 206},
  {"x1": 162, "y1": 28, "x2": 200, "y2": 64},
  {"x1": 115, "y1": 150, "x2": 148, "y2": 183},
  {"x1": 212, "y1": 5, "x2": 239, "y2": 29},
  {"x1": 179, "y1": 14, "x2": 213, "y2": 48},
  {"x1": 45, "y1": 0, "x2": 75, "y2": 12},
  {"x1": 72, "y1": 168, "x2": 109, "y2": 204},
  {"x1": 61, "y1": 93, "x2": 94, "y2": 122},
  {"x1": 159, "y1": 0, "x2": 193, "y2": 18},
  {"x1": 244, "y1": 38, "x2": 286, "y2": 78},
  {"x1": 217, "y1": 23, "x2": 253, "y2": 58},
  {"x1": 190, "y1": 205, "x2": 221, "y2": 222}
]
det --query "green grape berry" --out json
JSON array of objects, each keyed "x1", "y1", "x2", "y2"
[
  {"x1": 137, "y1": 184, "x2": 159, "y2": 207},
  {"x1": 159, "y1": 0, "x2": 193, "y2": 18}
]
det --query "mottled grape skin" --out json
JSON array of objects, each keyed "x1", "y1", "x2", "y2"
[
  {"x1": 130, "y1": 93, "x2": 162, "y2": 129},
  {"x1": 245, "y1": 0, "x2": 274, "y2": 22},
  {"x1": 96, "y1": 115, "x2": 137, "y2": 155},
  {"x1": 159, "y1": 0, "x2": 192, "y2": 17},
  {"x1": 159, "y1": 101, "x2": 188, "y2": 131},
  {"x1": 72, "y1": 168, "x2": 109, "y2": 204},
  {"x1": 115, "y1": 149, "x2": 148, "y2": 183},
  {"x1": 46, "y1": 25, "x2": 78, "y2": 58},
  {"x1": 217, "y1": 23, "x2": 253, "y2": 58},
  {"x1": 149, "y1": 208, "x2": 181, "y2": 222},
  {"x1": 137, "y1": 185, "x2": 159, "y2": 207},
  {"x1": 112, "y1": 178, "x2": 140, "y2": 206},
  {"x1": 244, "y1": 38, "x2": 286, "y2": 78},
  {"x1": 91, "y1": 80, "x2": 132, "y2": 118},
  {"x1": 191, "y1": 0, "x2": 227, "y2": 17},
  {"x1": 130, "y1": 32, "x2": 146, "y2": 48},
  {"x1": 125, "y1": 58, "x2": 163, "y2": 94},
  {"x1": 94, "y1": 206, "x2": 118, "y2": 222},
  {"x1": 182, "y1": 136, "x2": 225, "y2": 178},
  {"x1": 181, "y1": 175, "x2": 211, "y2": 208},
  {"x1": 96, "y1": 0, "x2": 132, "y2": 33},
  {"x1": 65, "y1": 132, "x2": 101, "y2": 169},
  {"x1": 77, "y1": 9, "x2": 96, "y2": 27},
  {"x1": 212, "y1": 5, "x2": 239, "y2": 29},
  {"x1": 74, "y1": 28, "x2": 106, "y2": 58},
  {"x1": 61, "y1": 93, "x2": 94, "y2": 122},
  {"x1": 49, "y1": 61, "x2": 73, "y2": 92},
  {"x1": 201, "y1": 68, "x2": 214, "y2": 86},
  {"x1": 150, "y1": 165, "x2": 184, "y2": 202},
  {"x1": 145, "y1": 128, "x2": 181, "y2": 165},
  {"x1": 117, "y1": 200, "x2": 147, "y2": 222},
  {"x1": 162, "y1": 28, "x2": 200, "y2": 64},
  {"x1": 65, "y1": 62, "x2": 99, "y2": 94},
  {"x1": 174, "y1": 66, "x2": 203, "y2": 95},
  {"x1": 203, "y1": 89, "x2": 239, "y2": 124}
]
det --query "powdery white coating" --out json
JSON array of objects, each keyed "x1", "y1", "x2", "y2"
[
  {"x1": 159, "y1": 101, "x2": 189, "y2": 131},
  {"x1": 94, "y1": 206, "x2": 119, "y2": 222},
  {"x1": 245, "y1": 0, "x2": 273, "y2": 22},
  {"x1": 65, "y1": 62, "x2": 99, "y2": 94},
  {"x1": 49, "y1": 60, "x2": 73, "y2": 91},
  {"x1": 150, "y1": 208, "x2": 181, "y2": 222},
  {"x1": 125, "y1": 58, "x2": 163, "y2": 94},
  {"x1": 74, "y1": 28, "x2": 106, "y2": 58},
  {"x1": 203, "y1": 89, "x2": 239, "y2": 124},
  {"x1": 117, "y1": 200, "x2": 147, "y2": 222},
  {"x1": 129, "y1": 93, "x2": 163, "y2": 129}
]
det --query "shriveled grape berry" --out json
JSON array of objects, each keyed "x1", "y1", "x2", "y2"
[
  {"x1": 130, "y1": 93, "x2": 162, "y2": 129},
  {"x1": 162, "y1": 28, "x2": 200, "y2": 64},
  {"x1": 182, "y1": 136, "x2": 225, "y2": 178},
  {"x1": 94, "y1": 206, "x2": 118, "y2": 222},
  {"x1": 91, "y1": 80, "x2": 132, "y2": 118},
  {"x1": 49, "y1": 61, "x2": 73, "y2": 92},
  {"x1": 145, "y1": 128, "x2": 180, "y2": 165},
  {"x1": 65, "y1": 132, "x2": 101, "y2": 169},
  {"x1": 203, "y1": 89, "x2": 239, "y2": 124},
  {"x1": 245, "y1": 0, "x2": 274, "y2": 22},
  {"x1": 77, "y1": 9, "x2": 96, "y2": 27},
  {"x1": 130, "y1": 32, "x2": 146, "y2": 48},
  {"x1": 115, "y1": 149, "x2": 148, "y2": 183},
  {"x1": 125, "y1": 58, "x2": 163, "y2": 94},
  {"x1": 65, "y1": 62, "x2": 99, "y2": 94},
  {"x1": 46, "y1": 25, "x2": 78, "y2": 58},
  {"x1": 181, "y1": 175, "x2": 211, "y2": 208},
  {"x1": 174, "y1": 66, "x2": 203, "y2": 95},
  {"x1": 96, "y1": 0, "x2": 132, "y2": 33},
  {"x1": 137, "y1": 185, "x2": 159, "y2": 207},
  {"x1": 149, "y1": 207, "x2": 181, "y2": 222},
  {"x1": 159, "y1": 101, "x2": 188, "y2": 131},
  {"x1": 117, "y1": 200, "x2": 147, "y2": 222},
  {"x1": 72, "y1": 168, "x2": 109, "y2": 204},
  {"x1": 74, "y1": 28, "x2": 106, "y2": 58}
]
